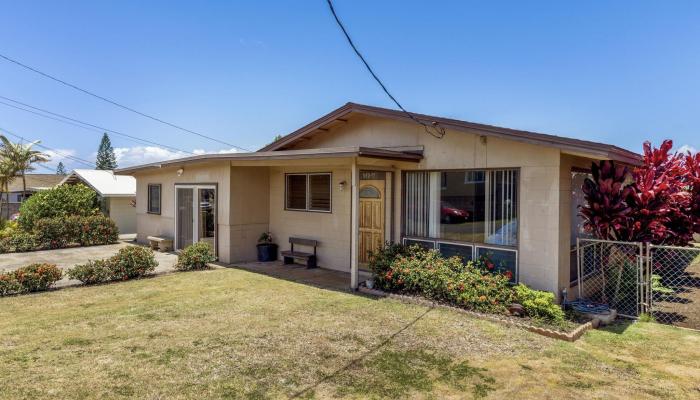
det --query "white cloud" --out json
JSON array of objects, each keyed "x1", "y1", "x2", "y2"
[
  {"x1": 677, "y1": 144, "x2": 697, "y2": 154},
  {"x1": 113, "y1": 146, "x2": 239, "y2": 167},
  {"x1": 44, "y1": 148, "x2": 77, "y2": 163}
]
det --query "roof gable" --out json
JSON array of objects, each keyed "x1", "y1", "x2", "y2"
[
  {"x1": 61, "y1": 169, "x2": 136, "y2": 197},
  {"x1": 260, "y1": 102, "x2": 642, "y2": 164}
]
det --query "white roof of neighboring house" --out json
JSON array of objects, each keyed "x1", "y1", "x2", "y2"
[{"x1": 60, "y1": 169, "x2": 136, "y2": 197}]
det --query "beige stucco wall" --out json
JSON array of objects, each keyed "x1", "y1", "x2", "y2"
[
  {"x1": 133, "y1": 162, "x2": 233, "y2": 263},
  {"x1": 268, "y1": 165, "x2": 352, "y2": 272},
  {"x1": 108, "y1": 196, "x2": 136, "y2": 234},
  {"x1": 287, "y1": 115, "x2": 566, "y2": 293},
  {"x1": 229, "y1": 167, "x2": 270, "y2": 262}
]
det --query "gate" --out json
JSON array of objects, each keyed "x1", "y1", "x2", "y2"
[{"x1": 577, "y1": 239, "x2": 700, "y2": 330}]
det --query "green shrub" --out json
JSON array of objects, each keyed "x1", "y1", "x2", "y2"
[
  {"x1": 380, "y1": 248, "x2": 514, "y2": 314},
  {"x1": 32, "y1": 215, "x2": 118, "y2": 250},
  {"x1": 0, "y1": 237, "x2": 11, "y2": 253},
  {"x1": 18, "y1": 184, "x2": 100, "y2": 230},
  {"x1": 66, "y1": 259, "x2": 114, "y2": 284},
  {"x1": 0, "y1": 220, "x2": 18, "y2": 239},
  {"x1": 513, "y1": 284, "x2": 565, "y2": 323},
  {"x1": 176, "y1": 242, "x2": 216, "y2": 271},
  {"x1": 368, "y1": 242, "x2": 414, "y2": 288},
  {"x1": 109, "y1": 246, "x2": 158, "y2": 280},
  {"x1": 0, "y1": 273, "x2": 23, "y2": 296},
  {"x1": 11, "y1": 263, "x2": 62, "y2": 292},
  {"x1": 8, "y1": 232, "x2": 38, "y2": 253}
]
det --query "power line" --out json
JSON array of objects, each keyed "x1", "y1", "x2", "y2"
[
  {"x1": 0, "y1": 52, "x2": 252, "y2": 151},
  {"x1": 0, "y1": 126, "x2": 96, "y2": 168},
  {"x1": 0, "y1": 95, "x2": 195, "y2": 154},
  {"x1": 325, "y1": 0, "x2": 445, "y2": 139}
]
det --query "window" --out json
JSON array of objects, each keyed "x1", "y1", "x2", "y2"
[
  {"x1": 403, "y1": 169, "x2": 519, "y2": 281},
  {"x1": 285, "y1": 173, "x2": 331, "y2": 212},
  {"x1": 147, "y1": 184, "x2": 161, "y2": 214}
]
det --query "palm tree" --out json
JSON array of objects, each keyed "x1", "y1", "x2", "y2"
[
  {"x1": 0, "y1": 135, "x2": 50, "y2": 203},
  {"x1": 0, "y1": 158, "x2": 16, "y2": 219}
]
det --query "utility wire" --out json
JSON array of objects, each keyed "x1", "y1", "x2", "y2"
[
  {"x1": 0, "y1": 52, "x2": 252, "y2": 151},
  {"x1": 0, "y1": 126, "x2": 96, "y2": 168},
  {"x1": 325, "y1": 0, "x2": 445, "y2": 139},
  {"x1": 0, "y1": 96, "x2": 194, "y2": 154}
]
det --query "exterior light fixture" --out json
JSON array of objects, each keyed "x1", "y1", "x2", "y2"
[
  {"x1": 176, "y1": 168, "x2": 184, "y2": 176},
  {"x1": 338, "y1": 180, "x2": 346, "y2": 191}
]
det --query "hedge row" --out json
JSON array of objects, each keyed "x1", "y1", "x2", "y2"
[
  {"x1": 0, "y1": 264, "x2": 63, "y2": 296},
  {"x1": 369, "y1": 243, "x2": 565, "y2": 323},
  {"x1": 66, "y1": 246, "x2": 158, "y2": 284},
  {"x1": 0, "y1": 215, "x2": 118, "y2": 254}
]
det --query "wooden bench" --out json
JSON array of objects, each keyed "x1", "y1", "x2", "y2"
[
  {"x1": 281, "y1": 237, "x2": 318, "y2": 268},
  {"x1": 147, "y1": 236, "x2": 173, "y2": 252}
]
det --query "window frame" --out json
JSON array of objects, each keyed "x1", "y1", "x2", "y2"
[
  {"x1": 284, "y1": 172, "x2": 332, "y2": 213},
  {"x1": 147, "y1": 183, "x2": 162, "y2": 215}
]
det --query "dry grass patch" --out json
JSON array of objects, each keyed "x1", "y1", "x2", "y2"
[{"x1": 0, "y1": 268, "x2": 698, "y2": 399}]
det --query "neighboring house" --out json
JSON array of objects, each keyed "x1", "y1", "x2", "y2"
[
  {"x1": 117, "y1": 102, "x2": 641, "y2": 297},
  {"x1": 60, "y1": 169, "x2": 137, "y2": 234},
  {"x1": 0, "y1": 174, "x2": 63, "y2": 218}
]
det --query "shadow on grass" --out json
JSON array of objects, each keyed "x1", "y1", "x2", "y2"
[{"x1": 289, "y1": 306, "x2": 496, "y2": 399}]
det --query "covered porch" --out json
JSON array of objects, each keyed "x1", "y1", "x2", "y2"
[{"x1": 226, "y1": 146, "x2": 422, "y2": 289}]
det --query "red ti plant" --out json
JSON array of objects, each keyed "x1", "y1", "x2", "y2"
[
  {"x1": 629, "y1": 140, "x2": 694, "y2": 245},
  {"x1": 683, "y1": 151, "x2": 700, "y2": 236},
  {"x1": 581, "y1": 140, "x2": 700, "y2": 246},
  {"x1": 580, "y1": 160, "x2": 636, "y2": 241}
]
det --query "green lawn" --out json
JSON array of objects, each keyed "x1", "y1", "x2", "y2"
[{"x1": 1, "y1": 268, "x2": 699, "y2": 399}]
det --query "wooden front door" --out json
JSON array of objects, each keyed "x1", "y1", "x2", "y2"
[{"x1": 359, "y1": 180, "x2": 385, "y2": 265}]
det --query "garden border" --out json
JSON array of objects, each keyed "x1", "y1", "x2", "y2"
[{"x1": 358, "y1": 286, "x2": 596, "y2": 342}]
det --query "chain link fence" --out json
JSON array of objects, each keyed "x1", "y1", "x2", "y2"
[
  {"x1": 577, "y1": 239, "x2": 645, "y2": 318},
  {"x1": 648, "y1": 244, "x2": 700, "y2": 328},
  {"x1": 577, "y1": 239, "x2": 700, "y2": 329}
]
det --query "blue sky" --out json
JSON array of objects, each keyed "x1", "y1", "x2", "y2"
[{"x1": 1, "y1": 1, "x2": 699, "y2": 171}]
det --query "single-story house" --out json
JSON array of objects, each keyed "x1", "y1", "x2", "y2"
[
  {"x1": 60, "y1": 169, "x2": 137, "y2": 234},
  {"x1": 0, "y1": 174, "x2": 64, "y2": 218},
  {"x1": 117, "y1": 102, "x2": 641, "y2": 298}
]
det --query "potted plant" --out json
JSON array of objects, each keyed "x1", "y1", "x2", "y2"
[{"x1": 256, "y1": 232, "x2": 278, "y2": 262}]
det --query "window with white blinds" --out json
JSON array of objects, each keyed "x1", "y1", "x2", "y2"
[{"x1": 403, "y1": 169, "x2": 519, "y2": 247}]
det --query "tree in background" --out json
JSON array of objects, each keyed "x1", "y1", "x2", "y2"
[
  {"x1": 581, "y1": 140, "x2": 700, "y2": 246},
  {"x1": 56, "y1": 162, "x2": 67, "y2": 175},
  {"x1": 0, "y1": 158, "x2": 17, "y2": 219},
  {"x1": 96, "y1": 133, "x2": 117, "y2": 170},
  {"x1": 0, "y1": 135, "x2": 50, "y2": 203}
]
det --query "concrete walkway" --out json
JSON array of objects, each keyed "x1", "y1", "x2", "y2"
[
  {"x1": 233, "y1": 260, "x2": 372, "y2": 292},
  {"x1": 0, "y1": 242, "x2": 179, "y2": 288}
]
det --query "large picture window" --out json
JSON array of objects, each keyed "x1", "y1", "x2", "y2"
[
  {"x1": 404, "y1": 169, "x2": 518, "y2": 246},
  {"x1": 403, "y1": 169, "x2": 519, "y2": 279},
  {"x1": 285, "y1": 173, "x2": 332, "y2": 212},
  {"x1": 147, "y1": 184, "x2": 161, "y2": 214}
]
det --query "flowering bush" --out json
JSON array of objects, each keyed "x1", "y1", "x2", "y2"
[
  {"x1": 73, "y1": 215, "x2": 119, "y2": 246},
  {"x1": 9, "y1": 263, "x2": 62, "y2": 293},
  {"x1": 176, "y1": 242, "x2": 216, "y2": 271},
  {"x1": 513, "y1": 284, "x2": 564, "y2": 323},
  {"x1": 372, "y1": 245, "x2": 514, "y2": 314},
  {"x1": 368, "y1": 242, "x2": 413, "y2": 288},
  {"x1": 0, "y1": 220, "x2": 18, "y2": 239},
  {"x1": 109, "y1": 246, "x2": 158, "y2": 280},
  {"x1": 0, "y1": 273, "x2": 23, "y2": 296},
  {"x1": 66, "y1": 259, "x2": 114, "y2": 284}
]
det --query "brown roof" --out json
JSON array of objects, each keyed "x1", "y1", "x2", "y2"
[
  {"x1": 7, "y1": 174, "x2": 64, "y2": 192},
  {"x1": 260, "y1": 102, "x2": 642, "y2": 164},
  {"x1": 116, "y1": 146, "x2": 422, "y2": 174}
]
